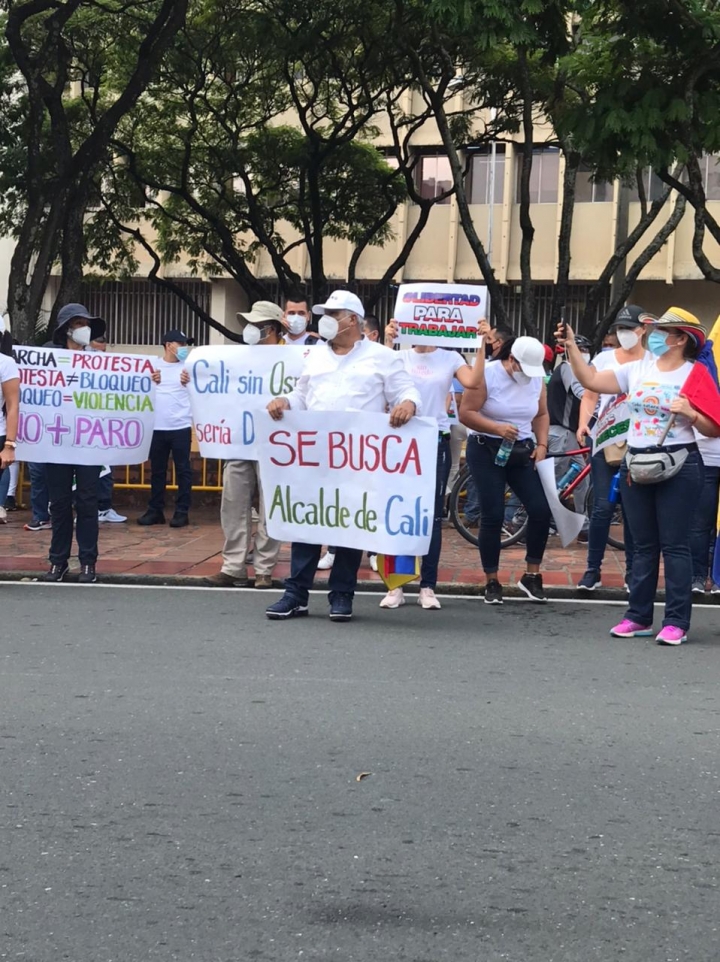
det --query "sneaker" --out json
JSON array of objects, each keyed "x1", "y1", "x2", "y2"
[
  {"x1": 266, "y1": 595, "x2": 309, "y2": 620},
  {"x1": 169, "y1": 513, "x2": 189, "y2": 528},
  {"x1": 369, "y1": 553, "x2": 378, "y2": 572},
  {"x1": 79, "y1": 564, "x2": 97, "y2": 584},
  {"x1": 484, "y1": 579, "x2": 503, "y2": 605},
  {"x1": 317, "y1": 551, "x2": 335, "y2": 570},
  {"x1": 692, "y1": 578, "x2": 706, "y2": 595},
  {"x1": 137, "y1": 510, "x2": 166, "y2": 526},
  {"x1": 4, "y1": 496, "x2": 16, "y2": 511},
  {"x1": 418, "y1": 587, "x2": 441, "y2": 610},
  {"x1": 656, "y1": 625, "x2": 687, "y2": 646},
  {"x1": 25, "y1": 519, "x2": 51, "y2": 532},
  {"x1": 712, "y1": 583, "x2": 720, "y2": 595},
  {"x1": 44, "y1": 562, "x2": 68, "y2": 583},
  {"x1": 329, "y1": 592, "x2": 353, "y2": 622},
  {"x1": 518, "y1": 572, "x2": 547, "y2": 603},
  {"x1": 379, "y1": 587, "x2": 405, "y2": 609},
  {"x1": 577, "y1": 568, "x2": 601, "y2": 591},
  {"x1": 0, "y1": 506, "x2": 7, "y2": 524},
  {"x1": 254, "y1": 574, "x2": 273, "y2": 589},
  {"x1": 98, "y1": 508, "x2": 127, "y2": 524},
  {"x1": 204, "y1": 571, "x2": 249, "y2": 588},
  {"x1": 610, "y1": 619, "x2": 654, "y2": 638}
]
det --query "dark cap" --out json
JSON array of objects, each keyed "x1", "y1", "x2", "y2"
[
  {"x1": 161, "y1": 329, "x2": 195, "y2": 345},
  {"x1": 53, "y1": 303, "x2": 106, "y2": 346},
  {"x1": 610, "y1": 304, "x2": 656, "y2": 331}
]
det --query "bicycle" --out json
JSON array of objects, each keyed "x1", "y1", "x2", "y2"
[{"x1": 448, "y1": 446, "x2": 626, "y2": 552}]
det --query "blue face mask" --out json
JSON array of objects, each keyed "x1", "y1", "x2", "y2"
[
  {"x1": 176, "y1": 346, "x2": 190, "y2": 362},
  {"x1": 647, "y1": 331, "x2": 670, "y2": 357}
]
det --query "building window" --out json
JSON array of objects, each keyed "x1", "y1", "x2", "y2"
[
  {"x1": 515, "y1": 146, "x2": 560, "y2": 204},
  {"x1": 468, "y1": 147, "x2": 505, "y2": 204},
  {"x1": 575, "y1": 164, "x2": 613, "y2": 203},
  {"x1": 701, "y1": 154, "x2": 720, "y2": 200},
  {"x1": 628, "y1": 168, "x2": 666, "y2": 203},
  {"x1": 417, "y1": 153, "x2": 453, "y2": 203}
]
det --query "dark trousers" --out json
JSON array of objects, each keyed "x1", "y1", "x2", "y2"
[
  {"x1": 421, "y1": 436, "x2": 451, "y2": 588},
  {"x1": 620, "y1": 451, "x2": 703, "y2": 631},
  {"x1": 148, "y1": 427, "x2": 192, "y2": 515},
  {"x1": 97, "y1": 471, "x2": 114, "y2": 512},
  {"x1": 28, "y1": 461, "x2": 50, "y2": 523},
  {"x1": 285, "y1": 543, "x2": 363, "y2": 606},
  {"x1": 466, "y1": 435, "x2": 552, "y2": 573},
  {"x1": 46, "y1": 463, "x2": 101, "y2": 565},
  {"x1": 689, "y1": 464, "x2": 720, "y2": 582},
  {"x1": 587, "y1": 452, "x2": 634, "y2": 575}
]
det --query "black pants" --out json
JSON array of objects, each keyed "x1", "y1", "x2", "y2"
[
  {"x1": 47, "y1": 463, "x2": 101, "y2": 565},
  {"x1": 285, "y1": 543, "x2": 363, "y2": 606},
  {"x1": 148, "y1": 428, "x2": 192, "y2": 515}
]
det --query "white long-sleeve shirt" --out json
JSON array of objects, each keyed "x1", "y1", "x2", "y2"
[{"x1": 285, "y1": 338, "x2": 422, "y2": 414}]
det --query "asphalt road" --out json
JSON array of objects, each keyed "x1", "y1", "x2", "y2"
[{"x1": 2, "y1": 585, "x2": 720, "y2": 962}]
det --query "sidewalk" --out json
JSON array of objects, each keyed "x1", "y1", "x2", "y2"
[{"x1": 0, "y1": 504, "x2": 654, "y2": 597}]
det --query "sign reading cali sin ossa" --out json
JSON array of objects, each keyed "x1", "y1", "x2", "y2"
[
  {"x1": 14, "y1": 346, "x2": 157, "y2": 465},
  {"x1": 392, "y1": 282, "x2": 487, "y2": 348},
  {"x1": 255, "y1": 410, "x2": 438, "y2": 556},
  {"x1": 185, "y1": 345, "x2": 310, "y2": 460}
]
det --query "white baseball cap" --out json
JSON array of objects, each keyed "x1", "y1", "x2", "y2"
[
  {"x1": 311, "y1": 290, "x2": 365, "y2": 319},
  {"x1": 511, "y1": 336, "x2": 546, "y2": 377}
]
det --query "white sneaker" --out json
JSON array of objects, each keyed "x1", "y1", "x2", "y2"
[
  {"x1": 317, "y1": 551, "x2": 335, "y2": 570},
  {"x1": 418, "y1": 587, "x2": 441, "y2": 610},
  {"x1": 379, "y1": 587, "x2": 405, "y2": 608},
  {"x1": 98, "y1": 508, "x2": 127, "y2": 523},
  {"x1": 0, "y1": 506, "x2": 7, "y2": 524},
  {"x1": 369, "y1": 554, "x2": 378, "y2": 572}
]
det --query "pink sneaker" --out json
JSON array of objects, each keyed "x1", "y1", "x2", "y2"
[
  {"x1": 610, "y1": 619, "x2": 654, "y2": 638},
  {"x1": 656, "y1": 626, "x2": 687, "y2": 646}
]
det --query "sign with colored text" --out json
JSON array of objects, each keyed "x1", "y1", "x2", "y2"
[
  {"x1": 255, "y1": 410, "x2": 438, "y2": 555},
  {"x1": 185, "y1": 345, "x2": 311, "y2": 460},
  {"x1": 594, "y1": 393, "x2": 630, "y2": 453},
  {"x1": 14, "y1": 346, "x2": 157, "y2": 465},
  {"x1": 393, "y1": 282, "x2": 486, "y2": 348}
]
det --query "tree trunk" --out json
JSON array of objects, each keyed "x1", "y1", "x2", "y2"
[
  {"x1": 551, "y1": 148, "x2": 579, "y2": 334},
  {"x1": 517, "y1": 49, "x2": 536, "y2": 337}
]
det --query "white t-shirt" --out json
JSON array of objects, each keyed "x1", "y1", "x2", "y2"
[
  {"x1": 401, "y1": 349, "x2": 466, "y2": 432},
  {"x1": 696, "y1": 432, "x2": 720, "y2": 467},
  {"x1": 590, "y1": 348, "x2": 650, "y2": 418},
  {"x1": 468, "y1": 359, "x2": 543, "y2": 440},
  {"x1": 614, "y1": 357, "x2": 695, "y2": 449},
  {"x1": 0, "y1": 354, "x2": 19, "y2": 437},
  {"x1": 286, "y1": 331, "x2": 315, "y2": 347},
  {"x1": 154, "y1": 358, "x2": 192, "y2": 431}
]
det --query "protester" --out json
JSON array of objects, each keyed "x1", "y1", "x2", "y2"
[
  {"x1": 86, "y1": 333, "x2": 127, "y2": 523},
  {"x1": 24, "y1": 463, "x2": 51, "y2": 531},
  {"x1": 137, "y1": 329, "x2": 194, "y2": 528},
  {"x1": 690, "y1": 432, "x2": 720, "y2": 594},
  {"x1": 559, "y1": 309, "x2": 719, "y2": 645},
  {"x1": 378, "y1": 319, "x2": 485, "y2": 610},
  {"x1": 459, "y1": 336, "x2": 552, "y2": 604},
  {"x1": 206, "y1": 302, "x2": 286, "y2": 588},
  {"x1": 0, "y1": 460, "x2": 19, "y2": 512},
  {"x1": 265, "y1": 290, "x2": 421, "y2": 622},
  {"x1": 0, "y1": 321, "x2": 20, "y2": 523},
  {"x1": 487, "y1": 325, "x2": 514, "y2": 359},
  {"x1": 575, "y1": 305, "x2": 649, "y2": 591},
  {"x1": 283, "y1": 296, "x2": 320, "y2": 346},
  {"x1": 362, "y1": 315, "x2": 381, "y2": 342}
]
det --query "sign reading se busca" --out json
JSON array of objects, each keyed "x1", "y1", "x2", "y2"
[
  {"x1": 185, "y1": 345, "x2": 310, "y2": 460},
  {"x1": 255, "y1": 410, "x2": 438, "y2": 555},
  {"x1": 393, "y1": 283, "x2": 487, "y2": 348},
  {"x1": 14, "y1": 346, "x2": 157, "y2": 465}
]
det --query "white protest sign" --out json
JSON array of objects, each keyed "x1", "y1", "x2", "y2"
[
  {"x1": 14, "y1": 346, "x2": 157, "y2": 465},
  {"x1": 185, "y1": 345, "x2": 311, "y2": 460},
  {"x1": 393, "y1": 282, "x2": 487, "y2": 348},
  {"x1": 535, "y1": 459, "x2": 586, "y2": 547},
  {"x1": 255, "y1": 410, "x2": 438, "y2": 555},
  {"x1": 594, "y1": 393, "x2": 630, "y2": 453}
]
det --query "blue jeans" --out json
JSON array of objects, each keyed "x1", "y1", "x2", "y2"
[
  {"x1": 466, "y1": 435, "x2": 552, "y2": 574},
  {"x1": 620, "y1": 451, "x2": 703, "y2": 631},
  {"x1": 689, "y1": 464, "x2": 720, "y2": 581},
  {"x1": 46, "y1": 463, "x2": 101, "y2": 565},
  {"x1": 28, "y1": 462, "x2": 50, "y2": 523},
  {"x1": 464, "y1": 476, "x2": 481, "y2": 523},
  {"x1": 421, "y1": 436, "x2": 451, "y2": 588},
  {"x1": 587, "y1": 452, "x2": 634, "y2": 575},
  {"x1": 284, "y1": 543, "x2": 363, "y2": 606}
]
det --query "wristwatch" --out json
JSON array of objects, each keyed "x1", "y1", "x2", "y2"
[{"x1": 4, "y1": 441, "x2": 17, "y2": 449}]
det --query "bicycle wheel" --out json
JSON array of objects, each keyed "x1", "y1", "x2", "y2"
[
  {"x1": 584, "y1": 489, "x2": 626, "y2": 551},
  {"x1": 448, "y1": 467, "x2": 527, "y2": 549}
]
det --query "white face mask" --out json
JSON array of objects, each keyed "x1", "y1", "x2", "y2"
[
  {"x1": 580, "y1": 352, "x2": 590, "y2": 363},
  {"x1": 243, "y1": 324, "x2": 261, "y2": 346},
  {"x1": 512, "y1": 369, "x2": 532, "y2": 385},
  {"x1": 286, "y1": 313, "x2": 307, "y2": 335},
  {"x1": 70, "y1": 325, "x2": 92, "y2": 347},
  {"x1": 319, "y1": 315, "x2": 340, "y2": 341},
  {"x1": 616, "y1": 329, "x2": 640, "y2": 350}
]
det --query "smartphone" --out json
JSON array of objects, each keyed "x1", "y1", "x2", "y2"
[{"x1": 559, "y1": 307, "x2": 567, "y2": 340}]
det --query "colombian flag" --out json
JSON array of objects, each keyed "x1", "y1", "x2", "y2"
[{"x1": 376, "y1": 555, "x2": 421, "y2": 590}]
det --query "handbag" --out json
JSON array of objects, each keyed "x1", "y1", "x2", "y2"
[
  {"x1": 603, "y1": 440, "x2": 627, "y2": 466},
  {"x1": 625, "y1": 446, "x2": 690, "y2": 484}
]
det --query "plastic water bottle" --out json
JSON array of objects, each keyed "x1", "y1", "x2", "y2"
[
  {"x1": 557, "y1": 460, "x2": 583, "y2": 490},
  {"x1": 608, "y1": 471, "x2": 622, "y2": 504},
  {"x1": 495, "y1": 436, "x2": 515, "y2": 467}
]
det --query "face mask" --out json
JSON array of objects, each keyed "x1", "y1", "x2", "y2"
[
  {"x1": 243, "y1": 324, "x2": 261, "y2": 346},
  {"x1": 647, "y1": 330, "x2": 670, "y2": 357},
  {"x1": 319, "y1": 315, "x2": 340, "y2": 341},
  {"x1": 616, "y1": 329, "x2": 640, "y2": 350},
  {"x1": 175, "y1": 346, "x2": 190, "y2": 362},
  {"x1": 286, "y1": 314, "x2": 307, "y2": 335},
  {"x1": 579, "y1": 352, "x2": 590, "y2": 363},
  {"x1": 70, "y1": 325, "x2": 92, "y2": 347},
  {"x1": 485, "y1": 342, "x2": 495, "y2": 358},
  {"x1": 512, "y1": 369, "x2": 532, "y2": 385}
]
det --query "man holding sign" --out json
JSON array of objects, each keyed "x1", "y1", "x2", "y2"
[{"x1": 264, "y1": 290, "x2": 422, "y2": 622}]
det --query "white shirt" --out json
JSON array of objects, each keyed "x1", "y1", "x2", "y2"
[
  {"x1": 285, "y1": 338, "x2": 422, "y2": 414},
  {"x1": 401, "y1": 349, "x2": 466, "y2": 432},
  {"x1": 0, "y1": 354, "x2": 19, "y2": 436},
  {"x1": 286, "y1": 331, "x2": 316, "y2": 347},
  {"x1": 591, "y1": 348, "x2": 650, "y2": 419},
  {"x1": 467, "y1": 359, "x2": 542, "y2": 440},
  {"x1": 614, "y1": 356, "x2": 695, "y2": 448},
  {"x1": 154, "y1": 358, "x2": 192, "y2": 431},
  {"x1": 696, "y1": 432, "x2": 720, "y2": 467}
]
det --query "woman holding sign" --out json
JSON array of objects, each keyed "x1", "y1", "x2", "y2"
[{"x1": 379, "y1": 321, "x2": 486, "y2": 610}]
